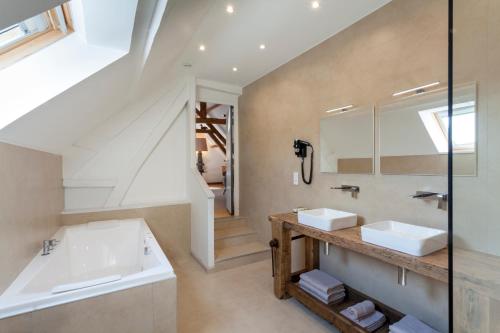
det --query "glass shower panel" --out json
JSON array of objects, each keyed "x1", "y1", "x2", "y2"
[{"x1": 453, "y1": 0, "x2": 500, "y2": 332}]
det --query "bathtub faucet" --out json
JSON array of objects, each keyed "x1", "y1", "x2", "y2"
[{"x1": 42, "y1": 239, "x2": 58, "y2": 256}]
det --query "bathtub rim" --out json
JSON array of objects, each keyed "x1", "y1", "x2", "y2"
[{"x1": 0, "y1": 218, "x2": 175, "y2": 320}]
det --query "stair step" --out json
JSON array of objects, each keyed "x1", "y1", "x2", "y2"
[
  {"x1": 215, "y1": 241, "x2": 269, "y2": 263},
  {"x1": 214, "y1": 216, "x2": 248, "y2": 230},
  {"x1": 215, "y1": 224, "x2": 254, "y2": 240},
  {"x1": 215, "y1": 224, "x2": 258, "y2": 249}
]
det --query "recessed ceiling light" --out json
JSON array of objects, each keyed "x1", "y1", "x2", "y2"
[
  {"x1": 199, "y1": 44, "x2": 206, "y2": 51},
  {"x1": 232, "y1": 67, "x2": 238, "y2": 72},
  {"x1": 259, "y1": 44, "x2": 266, "y2": 50},
  {"x1": 226, "y1": 5, "x2": 234, "y2": 14},
  {"x1": 311, "y1": 1, "x2": 320, "y2": 9}
]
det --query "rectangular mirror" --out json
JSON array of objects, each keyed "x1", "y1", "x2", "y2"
[
  {"x1": 379, "y1": 82, "x2": 477, "y2": 176},
  {"x1": 320, "y1": 106, "x2": 375, "y2": 174}
]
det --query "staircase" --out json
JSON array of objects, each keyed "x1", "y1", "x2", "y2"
[{"x1": 214, "y1": 216, "x2": 270, "y2": 271}]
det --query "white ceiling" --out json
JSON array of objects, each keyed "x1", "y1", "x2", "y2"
[
  {"x1": 145, "y1": 0, "x2": 392, "y2": 88},
  {"x1": 0, "y1": 0, "x2": 392, "y2": 153}
]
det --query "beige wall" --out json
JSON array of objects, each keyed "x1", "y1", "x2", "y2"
[
  {"x1": 239, "y1": 0, "x2": 449, "y2": 331},
  {"x1": 61, "y1": 204, "x2": 191, "y2": 262},
  {"x1": 0, "y1": 143, "x2": 63, "y2": 294},
  {"x1": 453, "y1": 0, "x2": 500, "y2": 256}
]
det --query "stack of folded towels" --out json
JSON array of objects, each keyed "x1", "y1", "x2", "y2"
[
  {"x1": 298, "y1": 269, "x2": 345, "y2": 305},
  {"x1": 340, "y1": 300, "x2": 386, "y2": 332},
  {"x1": 389, "y1": 315, "x2": 440, "y2": 333}
]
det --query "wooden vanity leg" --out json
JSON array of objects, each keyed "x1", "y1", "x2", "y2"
[
  {"x1": 305, "y1": 237, "x2": 320, "y2": 271},
  {"x1": 271, "y1": 220, "x2": 291, "y2": 299}
]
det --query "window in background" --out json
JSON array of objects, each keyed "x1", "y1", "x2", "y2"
[{"x1": 0, "y1": 4, "x2": 72, "y2": 68}]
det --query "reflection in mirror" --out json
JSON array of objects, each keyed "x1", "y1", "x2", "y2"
[
  {"x1": 379, "y1": 82, "x2": 476, "y2": 176},
  {"x1": 320, "y1": 106, "x2": 374, "y2": 174}
]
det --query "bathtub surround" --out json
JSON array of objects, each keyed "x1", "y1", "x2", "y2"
[
  {"x1": 0, "y1": 142, "x2": 63, "y2": 294},
  {"x1": 239, "y1": 0, "x2": 449, "y2": 331},
  {"x1": 0, "y1": 279, "x2": 176, "y2": 333},
  {"x1": 61, "y1": 203, "x2": 190, "y2": 262}
]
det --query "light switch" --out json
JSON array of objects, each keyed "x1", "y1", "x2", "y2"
[{"x1": 293, "y1": 172, "x2": 299, "y2": 185}]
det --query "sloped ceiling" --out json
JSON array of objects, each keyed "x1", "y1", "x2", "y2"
[
  {"x1": 0, "y1": 0, "x2": 391, "y2": 153},
  {"x1": 140, "y1": 0, "x2": 393, "y2": 89}
]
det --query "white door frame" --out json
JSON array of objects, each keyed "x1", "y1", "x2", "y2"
[{"x1": 195, "y1": 79, "x2": 242, "y2": 216}]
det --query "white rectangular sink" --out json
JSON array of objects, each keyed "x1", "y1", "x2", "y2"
[
  {"x1": 361, "y1": 221, "x2": 447, "y2": 256},
  {"x1": 298, "y1": 208, "x2": 357, "y2": 231}
]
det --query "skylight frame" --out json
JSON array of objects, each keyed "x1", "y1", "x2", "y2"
[{"x1": 0, "y1": 4, "x2": 73, "y2": 68}]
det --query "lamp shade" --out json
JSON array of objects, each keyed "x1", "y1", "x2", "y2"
[{"x1": 196, "y1": 137, "x2": 208, "y2": 152}]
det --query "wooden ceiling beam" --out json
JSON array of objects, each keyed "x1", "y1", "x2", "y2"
[
  {"x1": 200, "y1": 102, "x2": 207, "y2": 118},
  {"x1": 196, "y1": 110, "x2": 226, "y2": 145},
  {"x1": 196, "y1": 128, "x2": 212, "y2": 134},
  {"x1": 196, "y1": 118, "x2": 226, "y2": 125},
  {"x1": 207, "y1": 131, "x2": 226, "y2": 154}
]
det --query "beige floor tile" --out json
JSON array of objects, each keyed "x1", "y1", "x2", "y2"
[{"x1": 175, "y1": 257, "x2": 339, "y2": 333}]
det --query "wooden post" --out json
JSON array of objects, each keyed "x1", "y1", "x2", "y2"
[
  {"x1": 271, "y1": 220, "x2": 291, "y2": 299},
  {"x1": 305, "y1": 237, "x2": 320, "y2": 271}
]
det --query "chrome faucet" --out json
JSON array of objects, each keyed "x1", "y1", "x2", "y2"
[
  {"x1": 42, "y1": 239, "x2": 58, "y2": 256},
  {"x1": 331, "y1": 185, "x2": 360, "y2": 198},
  {"x1": 411, "y1": 191, "x2": 448, "y2": 210}
]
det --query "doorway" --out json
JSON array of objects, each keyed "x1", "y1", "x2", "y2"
[{"x1": 195, "y1": 102, "x2": 234, "y2": 218}]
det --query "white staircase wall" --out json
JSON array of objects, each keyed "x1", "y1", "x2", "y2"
[{"x1": 64, "y1": 81, "x2": 190, "y2": 211}]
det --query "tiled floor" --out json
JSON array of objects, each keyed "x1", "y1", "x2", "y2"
[{"x1": 172, "y1": 255, "x2": 339, "y2": 333}]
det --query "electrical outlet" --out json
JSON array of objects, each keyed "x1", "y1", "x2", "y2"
[{"x1": 293, "y1": 172, "x2": 299, "y2": 185}]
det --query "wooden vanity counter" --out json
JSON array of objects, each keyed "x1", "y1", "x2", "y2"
[{"x1": 269, "y1": 212, "x2": 448, "y2": 284}]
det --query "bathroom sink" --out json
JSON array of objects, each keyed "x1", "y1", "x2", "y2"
[
  {"x1": 298, "y1": 208, "x2": 357, "y2": 231},
  {"x1": 361, "y1": 221, "x2": 447, "y2": 256}
]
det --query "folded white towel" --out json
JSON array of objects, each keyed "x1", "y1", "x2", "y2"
[
  {"x1": 389, "y1": 315, "x2": 440, "y2": 333},
  {"x1": 299, "y1": 278, "x2": 344, "y2": 297},
  {"x1": 299, "y1": 269, "x2": 343, "y2": 294},
  {"x1": 299, "y1": 280, "x2": 345, "y2": 304},
  {"x1": 346, "y1": 300, "x2": 375, "y2": 320},
  {"x1": 341, "y1": 308, "x2": 386, "y2": 333}
]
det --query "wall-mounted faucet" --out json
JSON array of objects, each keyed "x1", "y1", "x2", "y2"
[
  {"x1": 411, "y1": 191, "x2": 448, "y2": 210},
  {"x1": 331, "y1": 185, "x2": 360, "y2": 198}
]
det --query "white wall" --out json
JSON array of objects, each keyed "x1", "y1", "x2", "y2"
[
  {"x1": 63, "y1": 80, "x2": 190, "y2": 211},
  {"x1": 202, "y1": 142, "x2": 226, "y2": 184},
  {"x1": 123, "y1": 109, "x2": 188, "y2": 206}
]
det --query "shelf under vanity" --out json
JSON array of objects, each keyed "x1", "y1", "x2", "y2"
[{"x1": 269, "y1": 212, "x2": 449, "y2": 333}]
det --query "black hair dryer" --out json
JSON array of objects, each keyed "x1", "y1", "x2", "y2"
[{"x1": 293, "y1": 139, "x2": 314, "y2": 185}]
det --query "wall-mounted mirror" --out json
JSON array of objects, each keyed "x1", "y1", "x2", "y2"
[
  {"x1": 379, "y1": 82, "x2": 477, "y2": 176},
  {"x1": 320, "y1": 106, "x2": 375, "y2": 174}
]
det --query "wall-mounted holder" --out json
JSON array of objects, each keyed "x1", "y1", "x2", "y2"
[
  {"x1": 397, "y1": 267, "x2": 408, "y2": 286},
  {"x1": 411, "y1": 191, "x2": 448, "y2": 210},
  {"x1": 331, "y1": 185, "x2": 360, "y2": 198}
]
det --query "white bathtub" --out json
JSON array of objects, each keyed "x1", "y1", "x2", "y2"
[{"x1": 0, "y1": 218, "x2": 175, "y2": 320}]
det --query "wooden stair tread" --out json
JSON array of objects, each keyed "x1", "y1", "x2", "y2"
[
  {"x1": 215, "y1": 241, "x2": 269, "y2": 262},
  {"x1": 215, "y1": 224, "x2": 255, "y2": 240}
]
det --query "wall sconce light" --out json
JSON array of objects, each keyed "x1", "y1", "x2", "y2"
[
  {"x1": 392, "y1": 81, "x2": 440, "y2": 97},
  {"x1": 325, "y1": 105, "x2": 354, "y2": 114}
]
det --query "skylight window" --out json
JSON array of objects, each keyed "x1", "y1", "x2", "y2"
[
  {"x1": 0, "y1": 4, "x2": 72, "y2": 68},
  {"x1": 418, "y1": 101, "x2": 476, "y2": 153}
]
